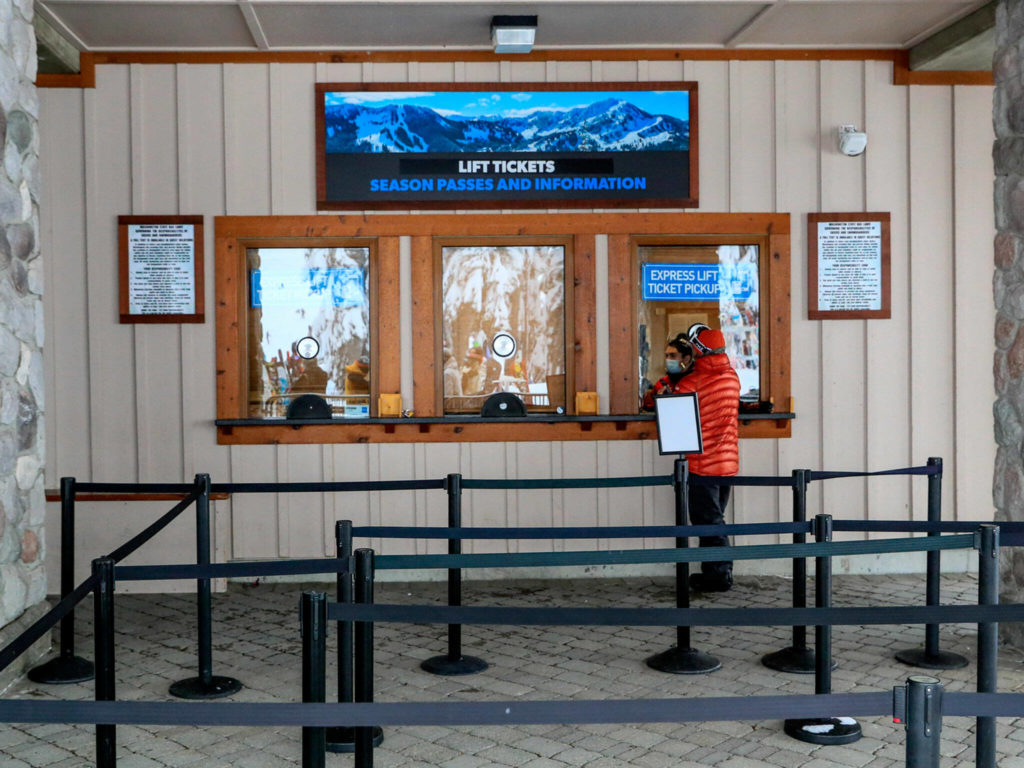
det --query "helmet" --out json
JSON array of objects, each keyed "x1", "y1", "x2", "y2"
[
  {"x1": 686, "y1": 323, "x2": 711, "y2": 342},
  {"x1": 692, "y1": 327, "x2": 726, "y2": 357}
]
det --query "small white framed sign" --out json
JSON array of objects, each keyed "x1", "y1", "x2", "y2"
[{"x1": 654, "y1": 392, "x2": 703, "y2": 456}]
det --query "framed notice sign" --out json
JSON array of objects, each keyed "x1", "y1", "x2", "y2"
[
  {"x1": 316, "y1": 82, "x2": 697, "y2": 210},
  {"x1": 118, "y1": 216, "x2": 204, "y2": 324},
  {"x1": 654, "y1": 392, "x2": 703, "y2": 456},
  {"x1": 808, "y1": 212, "x2": 891, "y2": 320}
]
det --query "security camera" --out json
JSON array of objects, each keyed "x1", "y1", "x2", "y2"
[{"x1": 838, "y1": 125, "x2": 867, "y2": 157}]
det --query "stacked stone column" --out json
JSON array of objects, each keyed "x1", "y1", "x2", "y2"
[
  {"x1": 994, "y1": 0, "x2": 1024, "y2": 643},
  {"x1": 0, "y1": 0, "x2": 48, "y2": 688}
]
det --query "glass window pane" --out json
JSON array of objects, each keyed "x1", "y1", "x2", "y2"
[
  {"x1": 638, "y1": 243, "x2": 761, "y2": 409},
  {"x1": 247, "y1": 246, "x2": 370, "y2": 418},
  {"x1": 441, "y1": 244, "x2": 565, "y2": 414}
]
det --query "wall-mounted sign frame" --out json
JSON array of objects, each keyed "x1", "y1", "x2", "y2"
[
  {"x1": 316, "y1": 82, "x2": 697, "y2": 210},
  {"x1": 807, "y1": 212, "x2": 891, "y2": 320},
  {"x1": 654, "y1": 391, "x2": 703, "y2": 456},
  {"x1": 118, "y1": 215, "x2": 204, "y2": 324}
]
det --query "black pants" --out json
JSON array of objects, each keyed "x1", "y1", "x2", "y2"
[{"x1": 688, "y1": 477, "x2": 732, "y2": 581}]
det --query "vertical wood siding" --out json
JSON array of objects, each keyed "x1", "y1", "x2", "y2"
[{"x1": 39, "y1": 58, "x2": 995, "y2": 582}]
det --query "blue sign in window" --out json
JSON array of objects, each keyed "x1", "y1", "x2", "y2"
[
  {"x1": 641, "y1": 262, "x2": 754, "y2": 301},
  {"x1": 250, "y1": 267, "x2": 365, "y2": 309}
]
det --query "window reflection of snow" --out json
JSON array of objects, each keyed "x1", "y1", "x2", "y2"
[
  {"x1": 441, "y1": 245, "x2": 565, "y2": 413},
  {"x1": 247, "y1": 247, "x2": 369, "y2": 418}
]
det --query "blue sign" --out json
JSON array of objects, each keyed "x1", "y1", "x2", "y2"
[
  {"x1": 251, "y1": 268, "x2": 365, "y2": 308},
  {"x1": 641, "y1": 262, "x2": 754, "y2": 301}
]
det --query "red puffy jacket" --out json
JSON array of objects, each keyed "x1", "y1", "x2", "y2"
[{"x1": 677, "y1": 353, "x2": 740, "y2": 476}]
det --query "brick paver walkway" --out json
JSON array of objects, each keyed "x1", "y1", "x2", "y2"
[{"x1": 2, "y1": 573, "x2": 1023, "y2": 767}]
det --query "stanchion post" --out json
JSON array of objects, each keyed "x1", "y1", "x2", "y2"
[
  {"x1": 897, "y1": 675, "x2": 944, "y2": 768},
  {"x1": 421, "y1": 473, "x2": 487, "y2": 675},
  {"x1": 93, "y1": 557, "x2": 116, "y2": 768},
  {"x1": 645, "y1": 457, "x2": 720, "y2": 674},
  {"x1": 338, "y1": 521, "x2": 353, "y2": 706},
  {"x1": 763, "y1": 469, "x2": 824, "y2": 674},
  {"x1": 301, "y1": 591, "x2": 327, "y2": 768},
  {"x1": 976, "y1": 524, "x2": 999, "y2": 768},
  {"x1": 815, "y1": 514, "x2": 832, "y2": 696},
  {"x1": 354, "y1": 548, "x2": 376, "y2": 768},
  {"x1": 784, "y1": 514, "x2": 861, "y2": 745},
  {"x1": 29, "y1": 476, "x2": 95, "y2": 684},
  {"x1": 169, "y1": 474, "x2": 242, "y2": 700},
  {"x1": 896, "y1": 457, "x2": 967, "y2": 669},
  {"x1": 327, "y1": 521, "x2": 381, "y2": 753}
]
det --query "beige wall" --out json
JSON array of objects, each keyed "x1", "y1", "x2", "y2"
[{"x1": 38, "y1": 58, "x2": 996, "y2": 588}]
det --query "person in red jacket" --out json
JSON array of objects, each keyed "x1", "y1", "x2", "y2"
[
  {"x1": 641, "y1": 333, "x2": 695, "y2": 411},
  {"x1": 678, "y1": 326, "x2": 740, "y2": 592}
]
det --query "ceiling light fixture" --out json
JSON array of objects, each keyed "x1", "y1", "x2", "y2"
[{"x1": 491, "y1": 15, "x2": 537, "y2": 54}]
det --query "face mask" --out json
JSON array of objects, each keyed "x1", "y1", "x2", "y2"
[{"x1": 665, "y1": 359, "x2": 683, "y2": 375}]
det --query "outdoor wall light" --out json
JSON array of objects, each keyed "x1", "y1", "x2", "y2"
[
  {"x1": 837, "y1": 125, "x2": 868, "y2": 156},
  {"x1": 491, "y1": 15, "x2": 537, "y2": 54}
]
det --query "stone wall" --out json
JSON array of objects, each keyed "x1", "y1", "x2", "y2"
[
  {"x1": 0, "y1": 0, "x2": 49, "y2": 678},
  {"x1": 995, "y1": 0, "x2": 1024, "y2": 643}
]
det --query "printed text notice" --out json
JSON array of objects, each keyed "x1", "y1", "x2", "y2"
[
  {"x1": 816, "y1": 221, "x2": 882, "y2": 312},
  {"x1": 128, "y1": 224, "x2": 196, "y2": 315}
]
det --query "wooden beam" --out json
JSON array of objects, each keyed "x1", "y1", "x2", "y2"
[
  {"x1": 376, "y1": 236, "x2": 402, "y2": 398},
  {"x1": 607, "y1": 234, "x2": 635, "y2": 414},
  {"x1": 574, "y1": 234, "x2": 597, "y2": 397},
  {"x1": 410, "y1": 236, "x2": 437, "y2": 416}
]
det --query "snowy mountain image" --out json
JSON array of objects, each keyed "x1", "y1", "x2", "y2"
[
  {"x1": 324, "y1": 95, "x2": 689, "y2": 154},
  {"x1": 441, "y1": 245, "x2": 564, "y2": 410}
]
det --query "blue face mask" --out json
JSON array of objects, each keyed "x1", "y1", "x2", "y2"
[{"x1": 665, "y1": 359, "x2": 683, "y2": 375}]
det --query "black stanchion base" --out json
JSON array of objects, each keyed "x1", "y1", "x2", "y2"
[
  {"x1": 645, "y1": 646, "x2": 721, "y2": 675},
  {"x1": 27, "y1": 655, "x2": 94, "y2": 684},
  {"x1": 784, "y1": 717, "x2": 862, "y2": 745},
  {"x1": 420, "y1": 654, "x2": 489, "y2": 676},
  {"x1": 168, "y1": 675, "x2": 243, "y2": 700},
  {"x1": 894, "y1": 647, "x2": 969, "y2": 670},
  {"x1": 761, "y1": 646, "x2": 837, "y2": 674},
  {"x1": 325, "y1": 726, "x2": 384, "y2": 753}
]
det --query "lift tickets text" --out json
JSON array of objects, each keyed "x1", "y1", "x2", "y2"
[{"x1": 320, "y1": 152, "x2": 692, "y2": 207}]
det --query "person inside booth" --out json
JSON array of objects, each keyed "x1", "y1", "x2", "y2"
[
  {"x1": 641, "y1": 333, "x2": 695, "y2": 411},
  {"x1": 344, "y1": 356, "x2": 370, "y2": 403}
]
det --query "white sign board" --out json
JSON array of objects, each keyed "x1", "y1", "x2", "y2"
[
  {"x1": 127, "y1": 223, "x2": 197, "y2": 315},
  {"x1": 654, "y1": 392, "x2": 703, "y2": 456},
  {"x1": 815, "y1": 220, "x2": 882, "y2": 312}
]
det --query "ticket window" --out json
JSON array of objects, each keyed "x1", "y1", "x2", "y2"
[
  {"x1": 439, "y1": 241, "x2": 569, "y2": 415},
  {"x1": 246, "y1": 245, "x2": 372, "y2": 418},
  {"x1": 638, "y1": 241, "x2": 763, "y2": 410}
]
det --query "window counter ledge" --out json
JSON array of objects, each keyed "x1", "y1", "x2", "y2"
[{"x1": 215, "y1": 412, "x2": 793, "y2": 444}]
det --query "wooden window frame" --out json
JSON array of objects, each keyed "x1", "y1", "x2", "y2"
[
  {"x1": 608, "y1": 218, "x2": 791, "y2": 440},
  {"x1": 215, "y1": 212, "x2": 789, "y2": 443},
  {"x1": 217, "y1": 234, "x2": 383, "y2": 421},
  {"x1": 433, "y1": 235, "x2": 576, "y2": 416},
  {"x1": 634, "y1": 234, "x2": 771, "y2": 408}
]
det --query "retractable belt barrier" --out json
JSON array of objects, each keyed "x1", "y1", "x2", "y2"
[
  {"x1": 11, "y1": 459, "x2": 1018, "y2": 768},
  {"x1": 110, "y1": 533, "x2": 973, "y2": 582},
  {"x1": 297, "y1": 524, "x2": 1002, "y2": 768},
  {"x1": 328, "y1": 601, "x2": 1021, "y2": 628},
  {"x1": 355, "y1": 519, "x2": 1024, "y2": 540},
  {"x1": 370, "y1": 534, "x2": 971, "y2": 571},
  {"x1": 0, "y1": 692, "x2": 898, "y2": 727},
  {"x1": 0, "y1": 515, "x2": 1013, "y2": 768},
  {"x1": 1, "y1": 691, "x2": 1024, "y2": 726}
]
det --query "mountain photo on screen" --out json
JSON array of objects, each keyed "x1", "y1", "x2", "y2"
[{"x1": 316, "y1": 85, "x2": 695, "y2": 207}]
